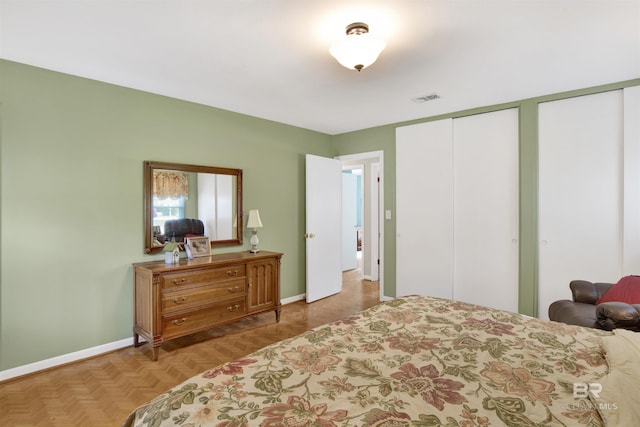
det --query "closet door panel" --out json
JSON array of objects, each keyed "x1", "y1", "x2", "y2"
[
  {"x1": 452, "y1": 108, "x2": 519, "y2": 312},
  {"x1": 623, "y1": 86, "x2": 640, "y2": 274},
  {"x1": 396, "y1": 119, "x2": 453, "y2": 298},
  {"x1": 538, "y1": 91, "x2": 623, "y2": 319}
]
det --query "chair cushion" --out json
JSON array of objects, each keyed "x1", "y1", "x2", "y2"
[
  {"x1": 548, "y1": 299, "x2": 599, "y2": 329},
  {"x1": 596, "y1": 302, "x2": 640, "y2": 331},
  {"x1": 597, "y1": 276, "x2": 640, "y2": 304},
  {"x1": 569, "y1": 280, "x2": 615, "y2": 304}
]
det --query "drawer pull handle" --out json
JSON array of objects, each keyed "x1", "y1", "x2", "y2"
[
  {"x1": 227, "y1": 270, "x2": 239, "y2": 276},
  {"x1": 172, "y1": 317, "x2": 187, "y2": 326},
  {"x1": 172, "y1": 278, "x2": 187, "y2": 285},
  {"x1": 173, "y1": 296, "x2": 188, "y2": 304},
  {"x1": 227, "y1": 304, "x2": 240, "y2": 312},
  {"x1": 228, "y1": 286, "x2": 240, "y2": 293}
]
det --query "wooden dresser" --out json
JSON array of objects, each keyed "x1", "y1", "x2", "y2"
[{"x1": 132, "y1": 251, "x2": 282, "y2": 360}]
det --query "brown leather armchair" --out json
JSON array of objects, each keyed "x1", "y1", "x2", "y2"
[
  {"x1": 163, "y1": 218, "x2": 205, "y2": 243},
  {"x1": 548, "y1": 280, "x2": 640, "y2": 331}
]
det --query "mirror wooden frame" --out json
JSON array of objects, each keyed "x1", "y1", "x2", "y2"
[{"x1": 143, "y1": 160, "x2": 243, "y2": 254}]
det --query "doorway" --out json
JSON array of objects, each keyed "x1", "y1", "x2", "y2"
[{"x1": 337, "y1": 151, "x2": 384, "y2": 301}]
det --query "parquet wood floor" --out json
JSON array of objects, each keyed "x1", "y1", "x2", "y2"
[{"x1": 0, "y1": 267, "x2": 380, "y2": 426}]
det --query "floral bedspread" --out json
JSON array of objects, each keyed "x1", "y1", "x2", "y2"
[{"x1": 122, "y1": 296, "x2": 614, "y2": 427}]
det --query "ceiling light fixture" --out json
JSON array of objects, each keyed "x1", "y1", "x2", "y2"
[{"x1": 329, "y1": 22, "x2": 386, "y2": 72}]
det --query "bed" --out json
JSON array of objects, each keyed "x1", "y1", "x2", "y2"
[{"x1": 122, "y1": 295, "x2": 640, "y2": 426}]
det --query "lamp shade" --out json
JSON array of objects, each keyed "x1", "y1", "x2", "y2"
[
  {"x1": 247, "y1": 209, "x2": 263, "y2": 228},
  {"x1": 330, "y1": 32, "x2": 386, "y2": 71}
]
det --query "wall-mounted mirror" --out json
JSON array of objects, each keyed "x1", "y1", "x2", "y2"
[{"x1": 144, "y1": 161, "x2": 243, "y2": 254}]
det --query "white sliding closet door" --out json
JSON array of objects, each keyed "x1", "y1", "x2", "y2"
[
  {"x1": 452, "y1": 109, "x2": 519, "y2": 312},
  {"x1": 538, "y1": 91, "x2": 624, "y2": 319},
  {"x1": 396, "y1": 119, "x2": 453, "y2": 299},
  {"x1": 396, "y1": 109, "x2": 519, "y2": 310},
  {"x1": 623, "y1": 86, "x2": 640, "y2": 274}
]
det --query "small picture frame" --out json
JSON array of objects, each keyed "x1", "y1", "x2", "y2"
[{"x1": 185, "y1": 236, "x2": 211, "y2": 258}]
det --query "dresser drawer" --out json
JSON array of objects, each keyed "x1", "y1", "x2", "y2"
[
  {"x1": 162, "y1": 279, "x2": 246, "y2": 313},
  {"x1": 163, "y1": 298, "x2": 246, "y2": 339},
  {"x1": 161, "y1": 264, "x2": 246, "y2": 290}
]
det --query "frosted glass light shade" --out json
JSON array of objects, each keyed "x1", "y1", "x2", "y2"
[
  {"x1": 330, "y1": 34, "x2": 386, "y2": 71},
  {"x1": 247, "y1": 209, "x2": 263, "y2": 228}
]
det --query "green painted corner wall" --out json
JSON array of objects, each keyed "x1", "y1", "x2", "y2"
[
  {"x1": 0, "y1": 60, "x2": 332, "y2": 370},
  {"x1": 332, "y1": 78, "x2": 640, "y2": 315}
]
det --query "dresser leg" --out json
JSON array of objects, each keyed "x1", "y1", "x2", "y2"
[
  {"x1": 151, "y1": 346, "x2": 159, "y2": 361},
  {"x1": 275, "y1": 307, "x2": 281, "y2": 323},
  {"x1": 133, "y1": 332, "x2": 140, "y2": 347}
]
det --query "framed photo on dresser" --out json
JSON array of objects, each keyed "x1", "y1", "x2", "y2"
[{"x1": 185, "y1": 236, "x2": 210, "y2": 258}]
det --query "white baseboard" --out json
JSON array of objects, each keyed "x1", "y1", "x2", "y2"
[
  {"x1": 0, "y1": 338, "x2": 133, "y2": 382},
  {"x1": 281, "y1": 293, "x2": 305, "y2": 304},
  {"x1": 1, "y1": 295, "x2": 309, "y2": 382},
  {"x1": 0, "y1": 293, "x2": 339, "y2": 382}
]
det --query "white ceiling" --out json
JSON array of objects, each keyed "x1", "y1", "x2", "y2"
[{"x1": 1, "y1": 0, "x2": 639, "y2": 135}]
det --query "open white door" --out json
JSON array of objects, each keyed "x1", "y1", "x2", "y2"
[{"x1": 306, "y1": 154, "x2": 342, "y2": 302}]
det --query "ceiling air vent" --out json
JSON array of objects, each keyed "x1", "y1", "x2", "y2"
[{"x1": 412, "y1": 93, "x2": 441, "y2": 103}]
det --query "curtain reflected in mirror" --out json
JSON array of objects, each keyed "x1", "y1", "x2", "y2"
[
  {"x1": 144, "y1": 161, "x2": 243, "y2": 254},
  {"x1": 154, "y1": 170, "x2": 189, "y2": 198}
]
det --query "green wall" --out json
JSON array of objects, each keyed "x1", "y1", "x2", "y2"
[
  {"x1": 1, "y1": 58, "x2": 638, "y2": 372},
  {"x1": 0, "y1": 60, "x2": 332, "y2": 370}
]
